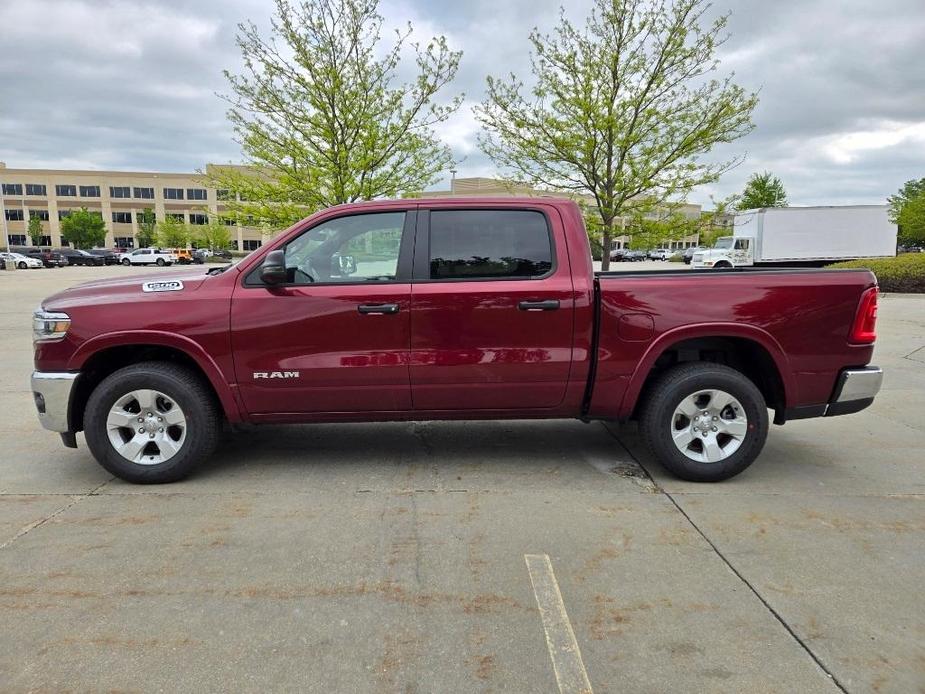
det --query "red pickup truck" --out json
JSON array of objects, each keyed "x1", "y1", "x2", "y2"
[{"x1": 31, "y1": 197, "x2": 882, "y2": 484}]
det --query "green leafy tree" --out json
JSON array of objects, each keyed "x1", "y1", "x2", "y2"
[
  {"x1": 60, "y1": 207, "x2": 106, "y2": 249},
  {"x1": 476, "y1": 0, "x2": 757, "y2": 269},
  {"x1": 27, "y1": 215, "x2": 44, "y2": 246},
  {"x1": 155, "y1": 216, "x2": 191, "y2": 248},
  {"x1": 888, "y1": 178, "x2": 925, "y2": 244},
  {"x1": 737, "y1": 171, "x2": 787, "y2": 210},
  {"x1": 136, "y1": 208, "x2": 157, "y2": 248},
  {"x1": 195, "y1": 220, "x2": 233, "y2": 250},
  {"x1": 206, "y1": 0, "x2": 463, "y2": 229}
]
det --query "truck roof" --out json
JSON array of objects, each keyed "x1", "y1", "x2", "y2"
[{"x1": 328, "y1": 196, "x2": 580, "y2": 210}]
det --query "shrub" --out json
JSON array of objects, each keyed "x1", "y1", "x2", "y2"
[
  {"x1": 829, "y1": 253, "x2": 925, "y2": 293},
  {"x1": 668, "y1": 253, "x2": 684, "y2": 262}
]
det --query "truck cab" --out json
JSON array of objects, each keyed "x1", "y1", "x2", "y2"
[{"x1": 691, "y1": 236, "x2": 754, "y2": 269}]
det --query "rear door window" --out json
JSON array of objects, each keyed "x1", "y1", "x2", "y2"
[{"x1": 427, "y1": 210, "x2": 553, "y2": 280}]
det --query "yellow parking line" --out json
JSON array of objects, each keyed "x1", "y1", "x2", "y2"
[{"x1": 524, "y1": 553, "x2": 594, "y2": 694}]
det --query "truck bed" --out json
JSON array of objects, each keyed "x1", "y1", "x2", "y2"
[{"x1": 586, "y1": 267, "x2": 878, "y2": 420}]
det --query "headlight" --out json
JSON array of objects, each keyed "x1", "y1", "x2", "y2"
[{"x1": 33, "y1": 309, "x2": 71, "y2": 343}]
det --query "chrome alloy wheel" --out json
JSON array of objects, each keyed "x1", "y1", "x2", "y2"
[
  {"x1": 670, "y1": 389, "x2": 748, "y2": 463},
  {"x1": 106, "y1": 389, "x2": 187, "y2": 465}
]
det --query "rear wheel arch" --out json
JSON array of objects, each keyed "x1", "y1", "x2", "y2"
[{"x1": 624, "y1": 331, "x2": 790, "y2": 422}]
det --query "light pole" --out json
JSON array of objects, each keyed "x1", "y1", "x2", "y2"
[{"x1": 0, "y1": 181, "x2": 10, "y2": 253}]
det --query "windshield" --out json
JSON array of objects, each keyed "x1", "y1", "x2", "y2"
[{"x1": 713, "y1": 237, "x2": 734, "y2": 249}]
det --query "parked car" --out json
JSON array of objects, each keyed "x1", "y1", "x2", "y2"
[
  {"x1": 648, "y1": 249, "x2": 671, "y2": 260},
  {"x1": 30, "y1": 197, "x2": 882, "y2": 485},
  {"x1": 682, "y1": 247, "x2": 702, "y2": 264},
  {"x1": 88, "y1": 249, "x2": 121, "y2": 265},
  {"x1": 609, "y1": 248, "x2": 626, "y2": 262},
  {"x1": 57, "y1": 248, "x2": 105, "y2": 266},
  {"x1": 192, "y1": 249, "x2": 209, "y2": 263},
  {"x1": 213, "y1": 248, "x2": 233, "y2": 260},
  {"x1": 13, "y1": 247, "x2": 67, "y2": 268},
  {"x1": 624, "y1": 250, "x2": 647, "y2": 261},
  {"x1": 119, "y1": 248, "x2": 178, "y2": 266},
  {"x1": 166, "y1": 248, "x2": 197, "y2": 265},
  {"x1": 0, "y1": 251, "x2": 44, "y2": 269}
]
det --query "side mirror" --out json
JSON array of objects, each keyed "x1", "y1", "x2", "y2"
[
  {"x1": 260, "y1": 249, "x2": 288, "y2": 285},
  {"x1": 331, "y1": 253, "x2": 357, "y2": 276}
]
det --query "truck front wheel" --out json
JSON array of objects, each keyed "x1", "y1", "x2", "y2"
[
  {"x1": 83, "y1": 362, "x2": 221, "y2": 483},
  {"x1": 638, "y1": 362, "x2": 768, "y2": 482}
]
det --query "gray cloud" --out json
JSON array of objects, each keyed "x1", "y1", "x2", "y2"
[{"x1": 1, "y1": 0, "x2": 923, "y2": 207}]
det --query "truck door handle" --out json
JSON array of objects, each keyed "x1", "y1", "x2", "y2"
[
  {"x1": 518, "y1": 299, "x2": 560, "y2": 312},
  {"x1": 358, "y1": 303, "x2": 400, "y2": 315}
]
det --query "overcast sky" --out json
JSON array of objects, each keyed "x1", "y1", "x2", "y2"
[{"x1": 1, "y1": 0, "x2": 923, "y2": 207}]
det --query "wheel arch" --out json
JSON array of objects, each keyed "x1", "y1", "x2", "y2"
[
  {"x1": 621, "y1": 324, "x2": 792, "y2": 422},
  {"x1": 67, "y1": 332, "x2": 243, "y2": 431}
]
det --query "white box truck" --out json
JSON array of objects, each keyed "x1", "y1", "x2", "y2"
[{"x1": 691, "y1": 205, "x2": 897, "y2": 269}]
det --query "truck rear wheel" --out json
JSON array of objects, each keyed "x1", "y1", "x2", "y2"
[
  {"x1": 83, "y1": 362, "x2": 220, "y2": 483},
  {"x1": 638, "y1": 362, "x2": 768, "y2": 482}
]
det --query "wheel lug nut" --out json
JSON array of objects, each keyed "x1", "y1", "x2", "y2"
[
  {"x1": 702, "y1": 431, "x2": 708, "y2": 437},
  {"x1": 147, "y1": 412, "x2": 153, "y2": 417},
  {"x1": 712, "y1": 416, "x2": 718, "y2": 421},
  {"x1": 158, "y1": 428, "x2": 164, "y2": 432},
  {"x1": 138, "y1": 417, "x2": 143, "y2": 422},
  {"x1": 158, "y1": 417, "x2": 163, "y2": 422},
  {"x1": 149, "y1": 433, "x2": 155, "y2": 438},
  {"x1": 702, "y1": 411, "x2": 708, "y2": 416},
  {"x1": 712, "y1": 426, "x2": 717, "y2": 432},
  {"x1": 138, "y1": 428, "x2": 144, "y2": 433}
]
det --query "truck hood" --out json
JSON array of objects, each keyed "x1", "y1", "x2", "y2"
[{"x1": 42, "y1": 268, "x2": 214, "y2": 310}]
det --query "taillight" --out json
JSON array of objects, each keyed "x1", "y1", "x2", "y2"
[{"x1": 849, "y1": 287, "x2": 878, "y2": 344}]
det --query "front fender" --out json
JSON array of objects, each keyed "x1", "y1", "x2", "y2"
[{"x1": 68, "y1": 330, "x2": 244, "y2": 423}]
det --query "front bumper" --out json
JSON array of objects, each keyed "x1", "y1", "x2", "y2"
[{"x1": 31, "y1": 371, "x2": 79, "y2": 433}]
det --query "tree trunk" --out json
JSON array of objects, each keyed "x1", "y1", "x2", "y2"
[{"x1": 601, "y1": 216, "x2": 614, "y2": 272}]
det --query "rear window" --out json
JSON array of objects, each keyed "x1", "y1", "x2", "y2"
[{"x1": 428, "y1": 210, "x2": 553, "y2": 280}]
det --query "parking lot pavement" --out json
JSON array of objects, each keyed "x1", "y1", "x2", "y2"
[{"x1": 1, "y1": 267, "x2": 923, "y2": 692}]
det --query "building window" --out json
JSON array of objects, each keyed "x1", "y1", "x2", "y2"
[
  {"x1": 136, "y1": 211, "x2": 157, "y2": 223},
  {"x1": 29, "y1": 210, "x2": 50, "y2": 221},
  {"x1": 166, "y1": 212, "x2": 185, "y2": 222},
  {"x1": 56, "y1": 184, "x2": 77, "y2": 197},
  {"x1": 134, "y1": 187, "x2": 154, "y2": 199},
  {"x1": 114, "y1": 236, "x2": 135, "y2": 249},
  {"x1": 217, "y1": 189, "x2": 232, "y2": 201},
  {"x1": 8, "y1": 234, "x2": 26, "y2": 246},
  {"x1": 230, "y1": 240, "x2": 239, "y2": 250},
  {"x1": 25, "y1": 184, "x2": 47, "y2": 196},
  {"x1": 242, "y1": 240, "x2": 261, "y2": 251},
  {"x1": 223, "y1": 217, "x2": 237, "y2": 226},
  {"x1": 58, "y1": 210, "x2": 72, "y2": 220},
  {"x1": 110, "y1": 186, "x2": 130, "y2": 198},
  {"x1": 112, "y1": 212, "x2": 133, "y2": 224},
  {"x1": 2, "y1": 183, "x2": 23, "y2": 196},
  {"x1": 189, "y1": 213, "x2": 208, "y2": 225},
  {"x1": 79, "y1": 185, "x2": 100, "y2": 197},
  {"x1": 4, "y1": 209, "x2": 24, "y2": 221},
  {"x1": 187, "y1": 188, "x2": 207, "y2": 201},
  {"x1": 163, "y1": 188, "x2": 184, "y2": 200},
  {"x1": 60, "y1": 238, "x2": 70, "y2": 247},
  {"x1": 38, "y1": 235, "x2": 52, "y2": 246}
]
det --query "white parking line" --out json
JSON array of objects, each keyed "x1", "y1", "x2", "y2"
[{"x1": 524, "y1": 554, "x2": 594, "y2": 694}]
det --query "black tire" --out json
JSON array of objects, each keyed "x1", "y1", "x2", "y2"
[
  {"x1": 83, "y1": 362, "x2": 221, "y2": 483},
  {"x1": 121, "y1": 258, "x2": 131, "y2": 266},
  {"x1": 156, "y1": 257, "x2": 166, "y2": 266},
  {"x1": 638, "y1": 362, "x2": 768, "y2": 482},
  {"x1": 713, "y1": 261, "x2": 732, "y2": 269},
  {"x1": 17, "y1": 261, "x2": 26, "y2": 269}
]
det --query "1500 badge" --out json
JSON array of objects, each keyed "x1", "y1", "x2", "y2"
[
  {"x1": 253, "y1": 371, "x2": 300, "y2": 379},
  {"x1": 142, "y1": 280, "x2": 184, "y2": 293}
]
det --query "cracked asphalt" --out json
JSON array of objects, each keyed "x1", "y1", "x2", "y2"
[{"x1": 1, "y1": 266, "x2": 923, "y2": 693}]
